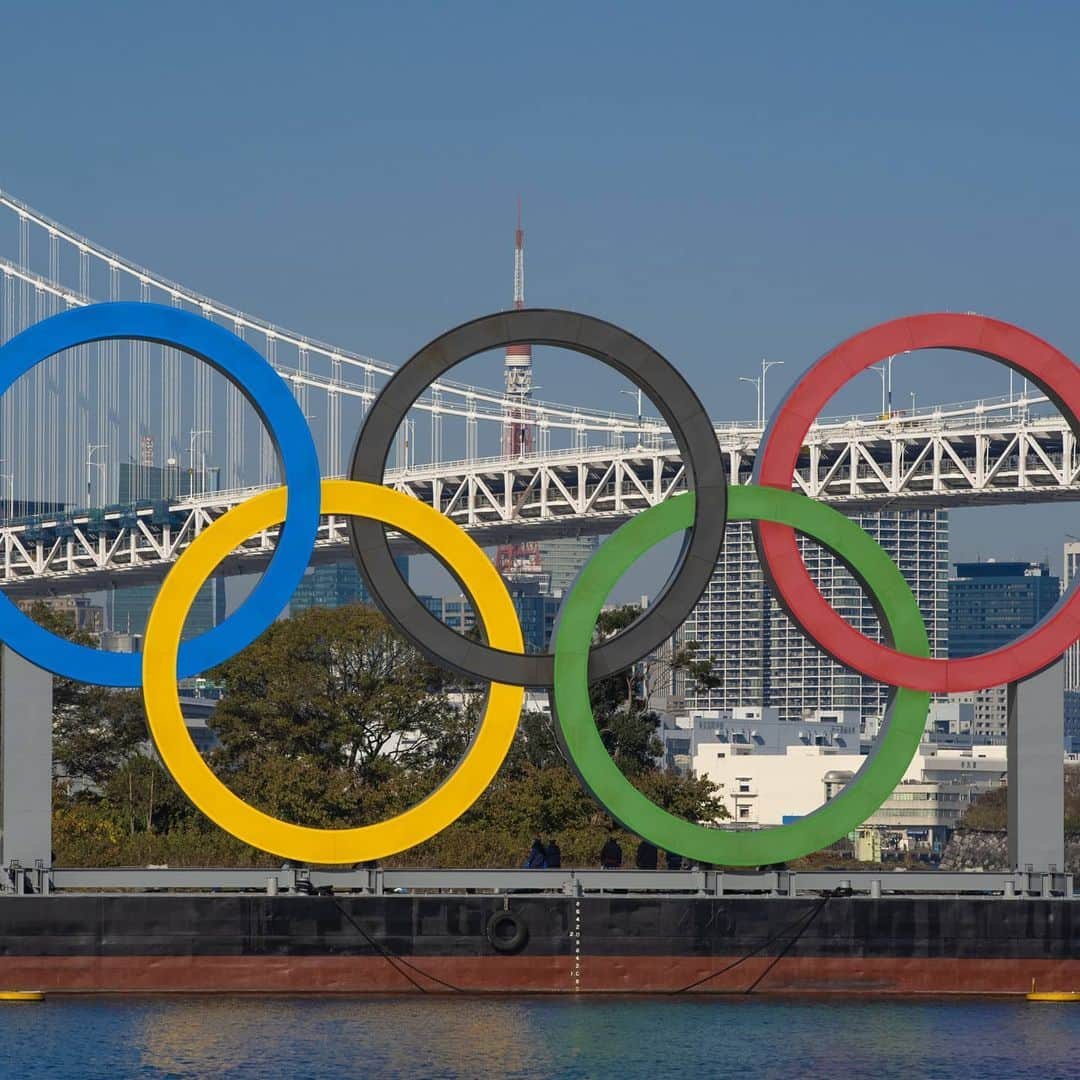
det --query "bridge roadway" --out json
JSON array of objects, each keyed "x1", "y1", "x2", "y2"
[{"x1": 2, "y1": 403, "x2": 1076, "y2": 599}]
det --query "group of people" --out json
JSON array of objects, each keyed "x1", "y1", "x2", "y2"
[
  {"x1": 523, "y1": 838, "x2": 562, "y2": 869},
  {"x1": 524, "y1": 835, "x2": 684, "y2": 870},
  {"x1": 601, "y1": 836, "x2": 684, "y2": 870}
]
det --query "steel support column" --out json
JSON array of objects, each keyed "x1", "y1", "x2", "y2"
[
  {"x1": 1, "y1": 646, "x2": 52, "y2": 876},
  {"x1": 1008, "y1": 661, "x2": 1065, "y2": 873}
]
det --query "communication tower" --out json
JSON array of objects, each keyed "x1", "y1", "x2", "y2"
[{"x1": 495, "y1": 203, "x2": 543, "y2": 579}]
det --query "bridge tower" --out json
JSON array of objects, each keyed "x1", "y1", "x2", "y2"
[{"x1": 495, "y1": 202, "x2": 543, "y2": 579}]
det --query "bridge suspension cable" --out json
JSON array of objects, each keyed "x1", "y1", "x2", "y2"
[{"x1": 0, "y1": 187, "x2": 1065, "y2": 534}]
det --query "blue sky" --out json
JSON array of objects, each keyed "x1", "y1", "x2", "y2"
[{"x1": 5, "y1": 1, "x2": 1080, "y2": 581}]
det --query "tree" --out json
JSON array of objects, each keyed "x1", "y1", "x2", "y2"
[
  {"x1": 515, "y1": 708, "x2": 565, "y2": 769},
  {"x1": 0, "y1": 603, "x2": 192, "y2": 849},
  {"x1": 11, "y1": 602, "x2": 101, "y2": 714},
  {"x1": 99, "y1": 755, "x2": 195, "y2": 836},
  {"x1": 207, "y1": 603, "x2": 472, "y2": 826},
  {"x1": 392, "y1": 720, "x2": 727, "y2": 868},
  {"x1": 585, "y1": 605, "x2": 660, "y2": 773},
  {"x1": 6, "y1": 603, "x2": 152, "y2": 794},
  {"x1": 587, "y1": 604, "x2": 723, "y2": 775},
  {"x1": 54, "y1": 686, "x2": 149, "y2": 789},
  {"x1": 44, "y1": 592, "x2": 728, "y2": 868},
  {"x1": 960, "y1": 767, "x2": 1080, "y2": 832},
  {"x1": 666, "y1": 638, "x2": 723, "y2": 696}
]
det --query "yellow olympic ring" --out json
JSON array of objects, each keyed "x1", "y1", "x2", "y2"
[{"x1": 142, "y1": 479, "x2": 524, "y2": 864}]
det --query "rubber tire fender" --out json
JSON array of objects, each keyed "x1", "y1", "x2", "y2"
[{"x1": 486, "y1": 910, "x2": 529, "y2": 954}]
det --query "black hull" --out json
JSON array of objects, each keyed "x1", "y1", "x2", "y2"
[{"x1": 0, "y1": 895, "x2": 1076, "y2": 994}]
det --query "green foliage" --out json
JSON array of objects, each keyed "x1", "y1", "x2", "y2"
[
  {"x1": 15, "y1": 602, "x2": 108, "y2": 712},
  {"x1": 957, "y1": 784, "x2": 1008, "y2": 830},
  {"x1": 8, "y1": 603, "x2": 152, "y2": 795},
  {"x1": 52, "y1": 795, "x2": 273, "y2": 867},
  {"x1": 99, "y1": 756, "x2": 196, "y2": 836},
  {"x1": 587, "y1": 604, "x2": 725, "y2": 778},
  {"x1": 48, "y1": 598, "x2": 726, "y2": 867},
  {"x1": 589, "y1": 604, "x2": 663, "y2": 775},
  {"x1": 209, "y1": 604, "x2": 464, "y2": 777},
  {"x1": 388, "y1": 744, "x2": 725, "y2": 869},
  {"x1": 590, "y1": 700, "x2": 662, "y2": 776},
  {"x1": 204, "y1": 603, "x2": 473, "y2": 827},
  {"x1": 386, "y1": 682, "x2": 726, "y2": 868},
  {"x1": 959, "y1": 767, "x2": 1080, "y2": 832},
  {"x1": 676, "y1": 640, "x2": 724, "y2": 692},
  {"x1": 54, "y1": 687, "x2": 148, "y2": 788}
]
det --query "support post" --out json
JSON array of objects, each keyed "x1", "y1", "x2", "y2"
[
  {"x1": 1007, "y1": 661, "x2": 1064, "y2": 873},
  {"x1": 1, "y1": 647, "x2": 53, "y2": 880}
]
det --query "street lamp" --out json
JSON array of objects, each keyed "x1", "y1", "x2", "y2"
[
  {"x1": 85, "y1": 444, "x2": 107, "y2": 509},
  {"x1": 188, "y1": 430, "x2": 211, "y2": 497},
  {"x1": 620, "y1": 387, "x2": 644, "y2": 445},
  {"x1": 0, "y1": 472, "x2": 12, "y2": 520},
  {"x1": 0, "y1": 459, "x2": 12, "y2": 519},
  {"x1": 760, "y1": 359, "x2": 784, "y2": 426},
  {"x1": 738, "y1": 376, "x2": 762, "y2": 427},
  {"x1": 868, "y1": 355, "x2": 894, "y2": 417},
  {"x1": 740, "y1": 359, "x2": 785, "y2": 427}
]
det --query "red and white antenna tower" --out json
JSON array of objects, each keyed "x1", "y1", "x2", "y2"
[
  {"x1": 503, "y1": 197, "x2": 532, "y2": 449},
  {"x1": 495, "y1": 201, "x2": 543, "y2": 579}
]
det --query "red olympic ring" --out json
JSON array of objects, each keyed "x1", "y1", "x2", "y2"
[{"x1": 753, "y1": 313, "x2": 1080, "y2": 693}]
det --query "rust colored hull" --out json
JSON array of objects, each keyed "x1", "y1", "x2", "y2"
[
  {"x1": 1, "y1": 894, "x2": 1077, "y2": 995},
  {"x1": 3, "y1": 955, "x2": 1079, "y2": 995}
]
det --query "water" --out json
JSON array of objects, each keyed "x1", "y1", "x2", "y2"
[{"x1": 1, "y1": 995, "x2": 1078, "y2": 1079}]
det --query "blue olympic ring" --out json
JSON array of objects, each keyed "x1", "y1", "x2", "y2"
[{"x1": 0, "y1": 303, "x2": 322, "y2": 687}]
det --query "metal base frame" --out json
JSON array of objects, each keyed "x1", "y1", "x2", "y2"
[{"x1": 4, "y1": 866, "x2": 1071, "y2": 899}]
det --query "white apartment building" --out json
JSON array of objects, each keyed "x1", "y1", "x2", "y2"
[
  {"x1": 692, "y1": 742, "x2": 1007, "y2": 829},
  {"x1": 666, "y1": 700, "x2": 972, "y2": 775},
  {"x1": 658, "y1": 706, "x2": 861, "y2": 774},
  {"x1": 683, "y1": 511, "x2": 949, "y2": 722}
]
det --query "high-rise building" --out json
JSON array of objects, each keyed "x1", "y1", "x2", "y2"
[
  {"x1": 539, "y1": 535, "x2": 600, "y2": 596},
  {"x1": 110, "y1": 576, "x2": 226, "y2": 641},
  {"x1": 289, "y1": 557, "x2": 410, "y2": 615},
  {"x1": 948, "y1": 559, "x2": 1060, "y2": 741},
  {"x1": 1063, "y1": 542, "x2": 1080, "y2": 748},
  {"x1": 420, "y1": 594, "x2": 476, "y2": 637},
  {"x1": 420, "y1": 581, "x2": 560, "y2": 654},
  {"x1": 18, "y1": 595, "x2": 104, "y2": 634},
  {"x1": 1064, "y1": 541, "x2": 1080, "y2": 692},
  {"x1": 508, "y1": 579, "x2": 561, "y2": 653},
  {"x1": 118, "y1": 462, "x2": 220, "y2": 503},
  {"x1": 684, "y1": 509, "x2": 949, "y2": 722},
  {"x1": 948, "y1": 560, "x2": 1060, "y2": 657},
  {"x1": 118, "y1": 462, "x2": 184, "y2": 503}
]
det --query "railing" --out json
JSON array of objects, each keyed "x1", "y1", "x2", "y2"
[{"x1": 27, "y1": 865, "x2": 1074, "y2": 898}]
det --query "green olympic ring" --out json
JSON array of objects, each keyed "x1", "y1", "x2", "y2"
[{"x1": 551, "y1": 485, "x2": 931, "y2": 866}]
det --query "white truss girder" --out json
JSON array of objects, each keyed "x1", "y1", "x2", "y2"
[{"x1": 3, "y1": 411, "x2": 1079, "y2": 599}]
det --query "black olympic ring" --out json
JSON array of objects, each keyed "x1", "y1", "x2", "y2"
[{"x1": 347, "y1": 309, "x2": 728, "y2": 686}]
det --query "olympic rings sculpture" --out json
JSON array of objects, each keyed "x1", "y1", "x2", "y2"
[{"x1": 0, "y1": 302, "x2": 1073, "y2": 865}]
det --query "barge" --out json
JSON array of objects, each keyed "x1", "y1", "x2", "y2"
[{"x1": 1, "y1": 869, "x2": 1077, "y2": 995}]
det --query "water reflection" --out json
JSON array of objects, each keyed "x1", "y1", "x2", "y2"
[
  {"x1": 0, "y1": 995, "x2": 1077, "y2": 1079},
  {"x1": 136, "y1": 996, "x2": 558, "y2": 1077}
]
